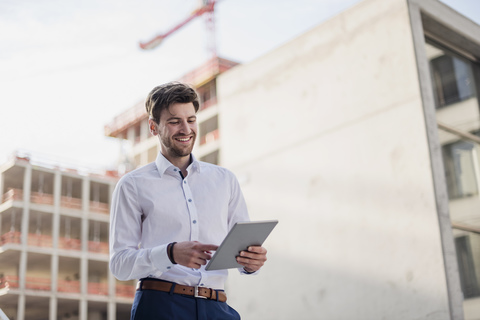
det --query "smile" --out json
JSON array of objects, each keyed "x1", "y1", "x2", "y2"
[{"x1": 175, "y1": 137, "x2": 192, "y2": 142}]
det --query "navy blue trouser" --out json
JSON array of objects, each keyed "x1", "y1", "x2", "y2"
[{"x1": 131, "y1": 286, "x2": 241, "y2": 320}]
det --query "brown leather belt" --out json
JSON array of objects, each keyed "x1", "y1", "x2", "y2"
[{"x1": 137, "y1": 279, "x2": 227, "y2": 302}]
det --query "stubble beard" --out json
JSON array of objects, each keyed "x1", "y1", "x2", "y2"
[{"x1": 161, "y1": 133, "x2": 196, "y2": 158}]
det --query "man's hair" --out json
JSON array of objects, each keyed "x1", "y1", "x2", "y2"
[{"x1": 145, "y1": 82, "x2": 200, "y2": 123}]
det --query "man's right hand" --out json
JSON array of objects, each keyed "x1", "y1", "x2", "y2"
[{"x1": 172, "y1": 241, "x2": 218, "y2": 269}]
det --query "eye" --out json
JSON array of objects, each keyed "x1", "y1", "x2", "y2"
[{"x1": 169, "y1": 121, "x2": 179, "y2": 125}]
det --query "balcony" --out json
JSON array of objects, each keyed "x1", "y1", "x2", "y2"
[
  {"x1": 88, "y1": 241, "x2": 109, "y2": 254},
  {"x1": 0, "y1": 231, "x2": 21, "y2": 246},
  {"x1": 57, "y1": 279, "x2": 81, "y2": 293},
  {"x1": 0, "y1": 275, "x2": 19, "y2": 289},
  {"x1": 61, "y1": 196, "x2": 82, "y2": 210},
  {"x1": 0, "y1": 275, "x2": 127, "y2": 296},
  {"x1": 88, "y1": 282, "x2": 109, "y2": 295},
  {"x1": 116, "y1": 283, "x2": 136, "y2": 298},
  {"x1": 199, "y1": 129, "x2": 219, "y2": 146},
  {"x1": 0, "y1": 275, "x2": 50, "y2": 291},
  {"x1": 0, "y1": 232, "x2": 108, "y2": 254},
  {"x1": 2, "y1": 188, "x2": 22, "y2": 202},
  {"x1": 1, "y1": 188, "x2": 109, "y2": 214},
  {"x1": 89, "y1": 201, "x2": 109, "y2": 214},
  {"x1": 27, "y1": 233, "x2": 53, "y2": 247},
  {"x1": 58, "y1": 237, "x2": 82, "y2": 251}
]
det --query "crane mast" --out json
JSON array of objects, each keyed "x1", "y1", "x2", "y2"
[{"x1": 139, "y1": 0, "x2": 217, "y2": 57}]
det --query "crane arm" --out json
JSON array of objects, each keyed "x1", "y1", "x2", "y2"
[{"x1": 139, "y1": 1, "x2": 215, "y2": 50}]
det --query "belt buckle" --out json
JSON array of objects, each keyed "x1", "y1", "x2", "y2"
[{"x1": 194, "y1": 286, "x2": 207, "y2": 299}]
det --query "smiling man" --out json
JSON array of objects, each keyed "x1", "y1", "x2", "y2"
[{"x1": 109, "y1": 82, "x2": 268, "y2": 320}]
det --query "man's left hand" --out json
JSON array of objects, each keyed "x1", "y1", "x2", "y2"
[{"x1": 236, "y1": 246, "x2": 267, "y2": 273}]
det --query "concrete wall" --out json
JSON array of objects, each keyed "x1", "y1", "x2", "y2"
[{"x1": 218, "y1": 0, "x2": 452, "y2": 318}]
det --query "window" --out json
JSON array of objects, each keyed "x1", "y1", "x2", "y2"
[
  {"x1": 200, "y1": 150, "x2": 219, "y2": 165},
  {"x1": 430, "y1": 53, "x2": 475, "y2": 108},
  {"x1": 197, "y1": 80, "x2": 217, "y2": 111},
  {"x1": 455, "y1": 235, "x2": 480, "y2": 298},
  {"x1": 199, "y1": 115, "x2": 219, "y2": 145},
  {"x1": 442, "y1": 139, "x2": 479, "y2": 199}
]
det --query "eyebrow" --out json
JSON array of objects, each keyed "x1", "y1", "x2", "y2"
[{"x1": 166, "y1": 115, "x2": 197, "y2": 121}]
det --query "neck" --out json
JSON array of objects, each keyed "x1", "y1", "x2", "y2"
[{"x1": 163, "y1": 153, "x2": 191, "y2": 177}]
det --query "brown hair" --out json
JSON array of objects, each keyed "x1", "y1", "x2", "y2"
[{"x1": 145, "y1": 82, "x2": 200, "y2": 123}]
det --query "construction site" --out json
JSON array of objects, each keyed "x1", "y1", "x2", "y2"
[{"x1": 2, "y1": 0, "x2": 480, "y2": 319}]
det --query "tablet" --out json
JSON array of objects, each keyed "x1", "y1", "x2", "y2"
[{"x1": 205, "y1": 220, "x2": 278, "y2": 271}]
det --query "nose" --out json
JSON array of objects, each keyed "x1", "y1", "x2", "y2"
[{"x1": 179, "y1": 120, "x2": 191, "y2": 134}]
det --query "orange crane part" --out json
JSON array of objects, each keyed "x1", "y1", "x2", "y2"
[{"x1": 139, "y1": 0, "x2": 216, "y2": 50}]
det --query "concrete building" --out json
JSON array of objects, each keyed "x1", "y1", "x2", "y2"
[
  {"x1": 104, "y1": 0, "x2": 480, "y2": 319},
  {"x1": 217, "y1": 0, "x2": 480, "y2": 319},
  {"x1": 0, "y1": 153, "x2": 132, "y2": 320}
]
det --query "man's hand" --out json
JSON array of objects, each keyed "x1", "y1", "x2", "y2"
[
  {"x1": 236, "y1": 246, "x2": 267, "y2": 273},
  {"x1": 172, "y1": 241, "x2": 218, "y2": 269}
]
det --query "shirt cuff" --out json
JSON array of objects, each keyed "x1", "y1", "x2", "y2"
[
  {"x1": 239, "y1": 267, "x2": 259, "y2": 275},
  {"x1": 151, "y1": 244, "x2": 175, "y2": 272}
]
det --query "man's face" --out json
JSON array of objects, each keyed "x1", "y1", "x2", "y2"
[{"x1": 156, "y1": 102, "x2": 197, "y2": 160}]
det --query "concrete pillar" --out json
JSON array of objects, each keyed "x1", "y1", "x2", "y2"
[
  {"x1": 108, "y1": 300, "x2": 116, "y2": 320},
  {"x1": 80, "y1": 176, "x2": 89, "y2": 320},
  {"x1": 81, "y1": 174, "x2": 90, "y2": 255},
  {"x1": 52, "y1": 172, "x2": 61, "y2": 248},
  {"x1": 18, "y1": 164, "x2": 31, "y2": 295},
  {"x1": 17, "y1": 294, "x2": 25, "y2": 320},
  {"x1": 20, "y1": 164, "x2": 31, "y2": 246},
  {"x1": 79, "y1": 300, "x2": 87, "y2": 320},
  {"x1": 49, "y1": 296, "x2": 57, "y2": 320},
  {"x1": 51, "y1": 171, "x2": 61, "y2": 319}
]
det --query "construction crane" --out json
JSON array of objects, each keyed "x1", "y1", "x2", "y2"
[{"x1": 139, "y1": 0, "x2": 217, "y2": 57}]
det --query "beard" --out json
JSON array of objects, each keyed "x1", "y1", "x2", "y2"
[{"x1": 160, "y1": 132, "x2": 196, "y2": 158}]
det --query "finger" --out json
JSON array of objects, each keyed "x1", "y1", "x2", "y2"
[
  {"x1": 237, "y1": 255, "x2": 264, "y2": 265},
  {"x1": 239, "y1": 250, "x2": 267, "y2": 261},
  {"x1": 247, "y1": 246, "x2": 267, "y2": 254},
  {"x1": 236, "y1": 257, "x2": 263, "y2": 270},
  {"x1": 198, "y1": 251, "x2": 213, "y2": 261},
  {"x1": 197, "y1": 244, "x2": 219, "y2": 251}
]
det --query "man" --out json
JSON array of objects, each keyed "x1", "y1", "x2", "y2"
[{"x1": 109, "y1": 82, "x2": 268, "y2": 320}]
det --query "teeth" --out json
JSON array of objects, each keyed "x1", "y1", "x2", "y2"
[{"x1": 176, "y1": 137, "x2": 190, "y2": 142}]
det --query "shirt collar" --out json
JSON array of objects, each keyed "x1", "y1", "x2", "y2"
[{"x1": 155, "y1": 152, "x2": 201, "y2": 177}]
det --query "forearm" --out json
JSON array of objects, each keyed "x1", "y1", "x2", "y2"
[{"x1": 109, "y1": 244, "x2": 172, "y2": 281}]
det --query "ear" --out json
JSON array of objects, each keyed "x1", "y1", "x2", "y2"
[{"x1": 148, "y1": 119, "x2": 158, "y2": 136}]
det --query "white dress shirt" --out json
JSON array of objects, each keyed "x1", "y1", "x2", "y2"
[{"x1": 109, "y1": 152, "x2": 251, "y2": 290}]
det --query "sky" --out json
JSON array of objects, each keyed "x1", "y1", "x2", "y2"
[{"x1": 0, "y1": 0, "x2": 479, "y2": 171}]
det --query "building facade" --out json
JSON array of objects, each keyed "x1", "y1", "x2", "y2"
[
  {"x1": 217, "y1": 0, "x2": 480, "y2": 319},
  {"x1": 0, "y1": 153, "x2": 133, "y2": 320}
]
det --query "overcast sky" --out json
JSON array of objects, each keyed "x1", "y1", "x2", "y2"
[{"x1": 0, "y1": 0, "x2": 479, "y2": 171}]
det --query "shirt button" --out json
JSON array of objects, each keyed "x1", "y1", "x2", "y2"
[
  {"x1": 200, "y1": 283, "x2": 204, "y2": 286},
  {"x1": 174, "y1": 169, "x2": 177, "y2": 172},
  {"x1": 188, "y1": 199, "x2": 192, "y2": 202},
  {"x1": 184, "y1": 181, "x2": 186, "y2": 184},
  {"x1": 193, "y1": 220, "x2": 197, "y2": 224},
  {"x1": 167, "y1": 266, "x2": 171, "y2": 269}
]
